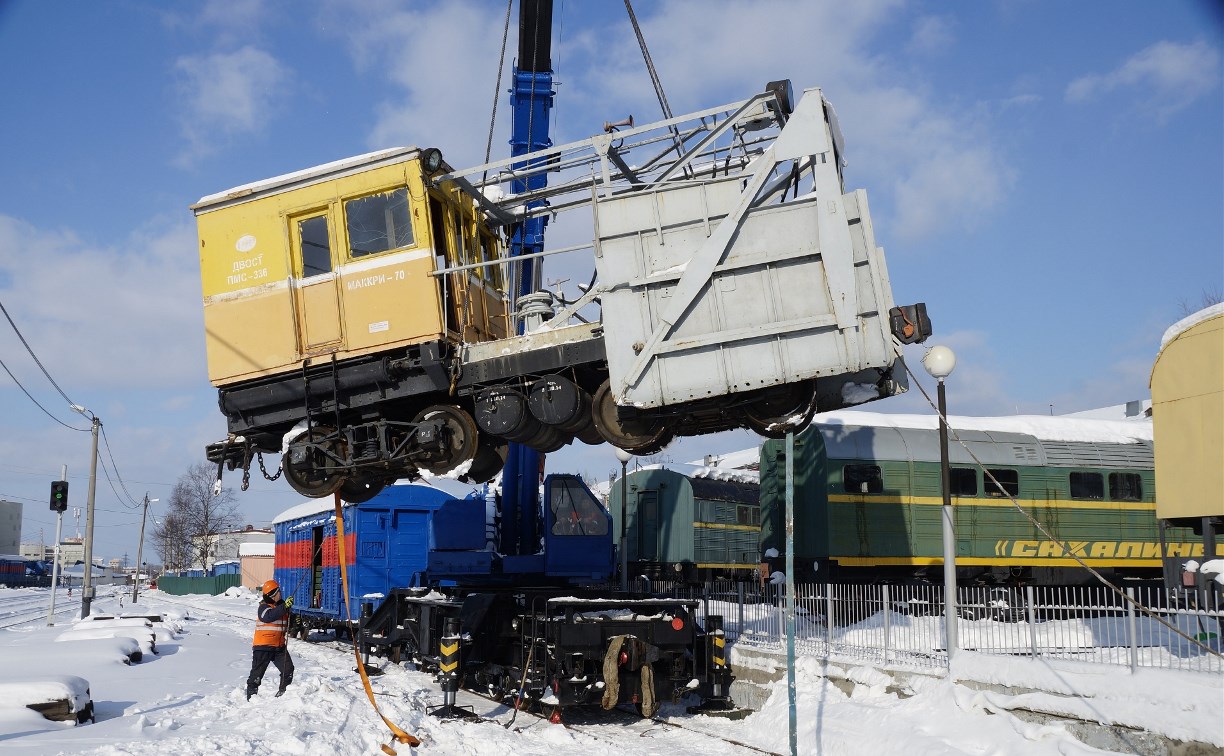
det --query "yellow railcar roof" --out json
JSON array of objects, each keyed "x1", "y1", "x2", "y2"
[{"x1": 192, "y1": 146, "x2": 431, "y2": 213}]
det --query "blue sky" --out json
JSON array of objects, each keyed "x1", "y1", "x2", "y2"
[{"x1": 1, "y1": 0, "x2": 1220, "y2": 563}]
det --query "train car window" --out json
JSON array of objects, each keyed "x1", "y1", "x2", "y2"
[
  {"x1": 549, "y1": 477, "x2": 608, "y2": 536},
  {"x1": 345, "y1": 188, "x2": 414, "y2": 258},
  {"x1": 1069, "y1": 472, "x2": 1104, "y2": 500},
  {"x1": 1109, "y1": 472, "x2": 1143, "y2": 501},
  {"x1": 984, "y1": 468, "x2": 1019, "y2": 498},
  {"x1": 950, "y1": 467, "x2": 977, "y2": 496},
  {"x1": 480, "y1": 232, "x2": 504, "y2": 288},
  {"x1": 843, "y1": 464, "x2": 883, "y2": 494},
  {"x1": 298, "y1": 215, "x2": 332, "y2": 277},
  {"x1": 737, "y1": 505, "x2": 751, "y2": 525}
]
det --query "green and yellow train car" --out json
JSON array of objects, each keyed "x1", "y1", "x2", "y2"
[
  {"x1": 609, "y1": 467, "x2": 761, "y2": 582},
  {"x1": 759, "y1": 414, "x2": 1201, "y2": 586}
]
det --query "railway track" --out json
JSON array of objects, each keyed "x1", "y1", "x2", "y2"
[
  {"x1": 154, "y1": 592, "x2": 778, "y2": 755},
  {"x1": 0, "y1": 586, "x2": 111, "y2": 630}
]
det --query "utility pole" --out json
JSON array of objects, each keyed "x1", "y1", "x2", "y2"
[
  {"x1": 132, "y1": 493, "x2": 157, "y2": 604},
  {"x1": 71, "y1": 405, "x2": 101, "y2": 619}
]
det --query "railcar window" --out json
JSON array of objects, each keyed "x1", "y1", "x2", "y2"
[
  {"x1": 984, "y1": 468, "x2": 1019, "y2": 498},
  {"x1": 345, "y1": 188, "x2": 414, "y2": 258},
  {"x1": 480, "y1": 232, "x2": 504, "y2": 288},
  {"x1": 549, "y1": 477, "x2": 608, "y2": 536},
  {"x1": 1109, "y1": 472, "x2": 1143, "y2": 501},
  {"x1": 1069, "y1": 472, "x2": 1104, "y2": 500},
  {"x1": 843, "y1": 464, "x2": 883, "y2": 494},
  {"x1": 298, "y1": 215, "x2": 332, "y2": 277},
  {"x1": 950, "y1": 467, "x2": 977, "y2": 496}
]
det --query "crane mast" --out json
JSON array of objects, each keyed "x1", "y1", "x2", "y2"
[{"x1": 500, "y1": 0, "x2": 555, "y2": 559}]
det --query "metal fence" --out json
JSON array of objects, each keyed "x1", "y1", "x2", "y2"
[{"x1": 659, "y1": 580, "x2": 1224, "y2": 675}]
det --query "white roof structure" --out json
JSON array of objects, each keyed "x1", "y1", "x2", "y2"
[{"x1": 239, "y1": 543, "x2": 274, "y2": 558}]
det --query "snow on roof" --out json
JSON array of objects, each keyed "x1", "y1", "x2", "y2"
[
  {"x1": 630, "y1": 461, "x2": 760, "y2": 485},
  {"x1": 814, "y1": 410, "x2": 1152, "y2": 444},
  {"x1": 194, "y1": 146, "x2": 418, "y2": 207},
  {"x1": 688, "y1": 410, "x2": 1154, "y2": 474},
  {"x1": 271, "y1": 477, "x2": 479, "y2": 525},
  {"x1": 239, "y1": 542, "x2": 274, "y2": 557},
  {"x1": 1160, "y1": 302, "x2": 1224, "y2": 349}
]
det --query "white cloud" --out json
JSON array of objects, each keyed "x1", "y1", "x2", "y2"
[
  {"x1": 907, "y1": 15, "x2": 955, "y2": 56},
  {"x1": 1066, "y1": 39, "x2": 1220, "y2": 121},
  {"x1": 172, "y1": 46, "x2": 292, "y2": 166},
  {"x1": 0, "y1": 215, "x2": 205, "y2": 392},
  {"x1": 320, "y1": 1, "x2": 512, "y2": 168},
  {"x1": 315, "y1": 0, "x2": 1008, "y2": 243}
]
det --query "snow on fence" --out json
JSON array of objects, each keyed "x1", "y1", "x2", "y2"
[{"x1": 659, "y1": 581, "x2": 1223, "y2": 675}]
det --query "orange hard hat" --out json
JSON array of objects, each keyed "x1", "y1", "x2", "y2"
[{"x1": 261, "y1": 579, "x2": 280, "y2": 599}]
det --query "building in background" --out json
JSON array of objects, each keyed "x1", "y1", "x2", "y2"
[
  {"x1": 239, "y1": 541, "x2": 274, "y2": 590},
  {"x1": 188, "y1": 525, "x2": 274, "y2": 574},
  {"x1": 0, "y1": 501, "x2": 21, "y2": 556}
]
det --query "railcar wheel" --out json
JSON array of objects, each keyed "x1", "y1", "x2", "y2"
[
  {"x1": 591, "y1": 380, "x2": 675, "y2": 455},
  {"x1": 283, "y1": 427, "x2": 346, "y2": 498},
  {"x1": 339, "y1": 475, "x2": 387, "y2": 503},
  {"x1": 462, "y1": 440, "x2": 507, "y2": 484},
  {"x1": 987, "y1": 587, "x2": 1024, "y2": 623},
  {"x1": 743, "y1": 382, "x2": 817, "y2": 439},
  {"x1": 412, "y1": 404, "x2": 480, "y2": 475}
]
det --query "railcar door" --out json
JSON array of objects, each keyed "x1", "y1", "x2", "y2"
[
  {"x1": 637, "y1": 491, "x2": 660, "y2": 562},
  {"x1": 290, "y1": 211, "x2": 344, "y2": 354}
]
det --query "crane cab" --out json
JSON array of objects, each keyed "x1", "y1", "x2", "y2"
[{"x1": 194, "y1": 146, "x2": 508, "y2": 389}]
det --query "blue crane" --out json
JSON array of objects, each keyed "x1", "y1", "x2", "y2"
[{"x1": 500, "y1": 0, "x2": 555, "y2": 559}]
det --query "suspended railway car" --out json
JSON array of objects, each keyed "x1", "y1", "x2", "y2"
[
  {"x1": 608, "y1": 467, "x2": 761, "y2": 582},
  {"x1": 197, "y1": 83, "x2": 930, "y2": 501},
  {"x1": 758, "y1": 413, "x2": 1202, "y2": 586},
  {"x1": 272, "y1": 476, "x2": 732, "y2": 717}
]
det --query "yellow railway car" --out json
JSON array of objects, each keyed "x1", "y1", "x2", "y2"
[{"x1": 194, "y1": 147, "x2": 511, "y2": 500}]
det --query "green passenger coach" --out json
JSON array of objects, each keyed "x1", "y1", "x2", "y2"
[
  {"x1": 609, "y1": 467, "x2": 761, "y2": 582},
  {"x1": 759, "y1": 415, "x2": 1200, "y2": 586}
]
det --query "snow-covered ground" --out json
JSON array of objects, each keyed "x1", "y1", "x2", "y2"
[{"x1": 0, "y1": 585, "x2": 1219, "y2": 755}]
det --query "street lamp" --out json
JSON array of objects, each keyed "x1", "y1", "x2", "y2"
[
  {"x1": 69, "y1": 404, "x2": 101, "y2": 619},
  {"x1": 922, "y1": 345, "x2": 958, "y2": 659},
  {"x1": 133, "y1": 493, "x2": 159, "y2": 604},
  {"x1": 614, "y1": 447, "x2": 632, "y2": 592}
]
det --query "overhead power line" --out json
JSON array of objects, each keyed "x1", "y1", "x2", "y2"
[
  {"x1": 0, "y1": 356, "x2": 87, "y2": 431},
  {"x1": 0, "y1": 298, "x2": 79, "y2": 406}
]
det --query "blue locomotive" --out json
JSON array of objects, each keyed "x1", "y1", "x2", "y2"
[{"x1": 271, "y1": 475, "x2": 732, "y2": 718}]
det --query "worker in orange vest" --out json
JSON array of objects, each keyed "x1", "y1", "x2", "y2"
[{"x1": 245, "y1": 579, "x2": 295, "y2": 700}]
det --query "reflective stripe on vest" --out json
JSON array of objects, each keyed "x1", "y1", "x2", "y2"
[{"x1": 253, "y1": 605, "x2": 288, "y2": 647}]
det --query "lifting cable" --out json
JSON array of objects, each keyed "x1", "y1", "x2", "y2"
[
  {"x1": 623, "y1": 0, "x2": 688, "y2": 175},
  {"x1": 482, "y1": 0, "x2": 514, "y2": 188},
  {"x1": 897, "y1": 350, "x2": 1223, "y2": 658},
  {"x1": 332, "y1": 492, "x2": 422, "y2": 752}
]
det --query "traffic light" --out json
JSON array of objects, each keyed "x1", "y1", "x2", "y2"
[{"x1": 50, "y1": 480, "x2": 69, "y2": 512}]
